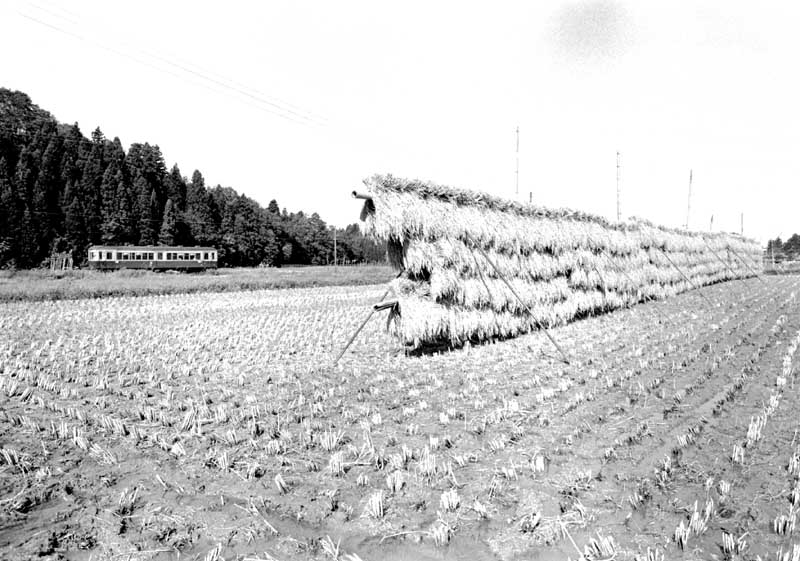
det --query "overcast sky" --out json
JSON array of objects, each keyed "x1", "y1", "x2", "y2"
[{"x1": 2, "y1": 0, "x2": 798, "y2": 243}]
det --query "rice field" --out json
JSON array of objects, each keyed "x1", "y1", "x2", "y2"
[
  {"x1": 2, "y1": 276, "x2": 800, "y2": 561},
  {"x1": 0, "y1": 265, "x2": 394, "y2": 303}
]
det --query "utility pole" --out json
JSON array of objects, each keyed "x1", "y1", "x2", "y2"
[
  {"x1": 740, "y1": 213, "x2": 743, "y2": 236},
  {"x1": 685, "y1": 169, "x2": 693, "y2": 230},
  {"x1": 333, "y1": 228, "x2": 337, "y2": 267},
  {"x1": 710, "y1": 215, "x2": 714, "y2": 231},
  {"x1": 616, "y1": 151, "x2": 621, "y2": 222},
  {"x1": 515, "y1": 125, "x2": 520, "y2": 198}
]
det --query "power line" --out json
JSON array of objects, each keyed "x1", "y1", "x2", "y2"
[
  {"x1": 10, "y1": 1, "x2": 442, "y2": 186},
  {"x1": 140, "y1": 50, "x2": 323, "y2": 126},
  {"x1": 136, "y1": 48, "x2": 327, "y2": 126},
  {"x1": 16, "y1": 4, "x2": 324, "y2": 127}
]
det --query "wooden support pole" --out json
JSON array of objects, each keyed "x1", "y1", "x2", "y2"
[
  {"x1": 333, "y1": 275, "x2": 399, "y2": 366},
  {"x1": 351, "y1": 191, "x2": 373, "y2": 201},
  {"x1": 727, "y1": 247, "x2": 767, "y2": 285},
  {"x1": 700, "y1": 237, "x2": 748, "y2": 285},
  {"x1": 599, "y1": 250, "x2": 671, "y2": 325},
  {"x1": 592, "y1": 264, "x2": 608, "y2": 298},
  {"x1": 373, "y1": 300, "x2": 398, "y2": 311},
  {"x1": 466, "y1": 235, "x2": 570, "y2": 365},
  {"x1": 470, "y1": 247, "x2": 494, "y2": 304},
  {"x1": 657, "y1": 248, "x2": 715, "y2": 307}
]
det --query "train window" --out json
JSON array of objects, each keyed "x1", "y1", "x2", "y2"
[
  {"x1": 121, "y1": 253, "x2": 129, "y2": 260},
  {"x1": 106, "y1": 252, "x2": 112, "y2": 260},
  {"x1": 184, "y1": 253, "x2": 190, "y2": 260},
  {"x1": 203, "y1": 252, "x2": 208, "y2": 260},
  {"x1": 157, "y1": 252, "x2": 163, "y2": 260},
  {"x1": 90, "y1": 251, "x2": 96, "y2": 260}
]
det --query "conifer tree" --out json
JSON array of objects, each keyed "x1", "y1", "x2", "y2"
[
  {"x1": 0, "y1": 157, "x2": 18, "y2": 264},
  {"x1": 63, "y1": 181, "x2": 87, "y2": 260},
  {"x1": 80, "y1": 129, "x2": 106, "y2": 244},
  {"x1": 159, "y1": 198, "x2": 177, "y2": 246},
  {"x1": 138, "y1": 188, "x2": 158, "y2": 245}
]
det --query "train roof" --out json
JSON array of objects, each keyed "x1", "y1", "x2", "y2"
[{"x1": 89, "y1": 245, "x2": 217, "y2": 252}]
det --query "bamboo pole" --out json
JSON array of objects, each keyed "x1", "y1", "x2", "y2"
[
  {"x1": 466, "y1": 235, "x2": 570, "y2": 365},
  {"x1": 373, "y1": 300, "x2": 398, "y2": 311},
  {"x1": 332, "y1": 275, "x2": 399, "y2": 366},
  {"x1": 657, "y1": 248, "x2": 715, "y2": 307},
  {"x1": 700, "y1": 237, "x2": 748, "y2": 285},
  {"x1": 592, "y1": 264, "x2": 608, "y2": 298},
  {"x1": 728, "y1": 247, "x2": 767, "y2": 285},
  {"x1": 599, "y1": 250, "x2": 672, "y2": 325},
  {"x1": 470, "y1": 246, "x2": 494, "y2": 304}
]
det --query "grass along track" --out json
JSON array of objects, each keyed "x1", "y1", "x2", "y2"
[
  {"x1": 0, "y1": 265, "x2": 395, "y2": 302},
  {"x1": 1, "y1": 276, "x2": 800, "y2": 561}
]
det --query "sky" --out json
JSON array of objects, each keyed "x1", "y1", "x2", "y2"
[{"x1": 1, "y1": 0, "x2": 798, "y2": 243}]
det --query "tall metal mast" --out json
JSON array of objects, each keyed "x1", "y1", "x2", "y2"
[
  {"x1": 616, "y1": 151, "x2": 621, "y2": 221},
  {"x1": 515, "y1": 126, "x2": 520, "y2": 198},
  {"x1": 685, "y1": 169, "x2": 693, "y2": 229}
]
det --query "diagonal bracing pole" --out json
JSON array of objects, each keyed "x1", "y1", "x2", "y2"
[
  {"x1": 727, "y1": 247, "x2": 767, "y2": 285},
  {"x1": 332, "y1": 274, "x2": 400, "y2": 367},
  {"x1": 466, "y1": 235, "x2": 571, "y2": 365},
  {"x1": 657, "y1": 248, "x2": 715, "y2": 307},
  {"x1": 470, "y1": 246, "x2": 494, "y2": 305},
  {"x1": 600, "y1": 250, "x2": 672, "y2": 325},
  {"x1": 700, "y1": 237, "x2": 748, "y2": 285}
]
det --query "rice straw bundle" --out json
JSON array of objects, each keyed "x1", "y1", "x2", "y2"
[{"x1": 358, "y1": 174, "x2": 763, "y2": 348}]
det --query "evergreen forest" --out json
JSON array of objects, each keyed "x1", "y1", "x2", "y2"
[{"x1": 0, "y1": 88, "x2": 385, "y2": 268}]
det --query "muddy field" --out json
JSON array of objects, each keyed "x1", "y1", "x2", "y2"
[{"x1": 2, "y1": 276, "x2": 800, "y2": 561}]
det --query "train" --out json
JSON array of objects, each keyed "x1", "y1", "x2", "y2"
[{"x1": 87, "y1": 245, "x2": 218, "y2": 271}]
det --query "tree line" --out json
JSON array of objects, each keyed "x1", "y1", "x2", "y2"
[
  {"x1": 765, "y1": 235, "x2": 800, "y2": 263},
  {"x1": 0, "y1": 88, "x2": 385, "y2": 268}
]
